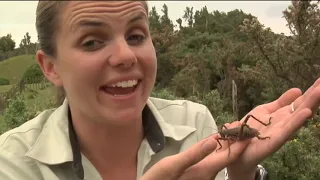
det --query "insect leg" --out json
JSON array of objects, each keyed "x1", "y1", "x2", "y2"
[
  {"x1": 239, "y1": 115, "x2": 251, "y2": 138},
  {"x1": 247, "y1": 114, "x2": 272, "y2": 126},
  {"x1": 216, "y1": 138, "x2": 223, "y2": 151},
  {"x1": 227, "y1": 139, "x2": 231, "y2": 157},
  {"x1": 242, "y1": 114, "x2": 251, "y2": 124},
  {"x1": 221, "y1": 124, "x2": 228, "y2": 130},
  {"x1": 216, "y1": 137, "x2": 229, "y2": 151}
]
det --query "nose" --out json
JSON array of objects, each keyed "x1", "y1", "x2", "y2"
[{"x1": 108, "y1": 39, "x2": 137, "y2": 68}]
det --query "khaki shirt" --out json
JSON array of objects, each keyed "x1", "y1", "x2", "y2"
[{"x1": 0, "y1": 97, "x2": 225, "y2": 180}]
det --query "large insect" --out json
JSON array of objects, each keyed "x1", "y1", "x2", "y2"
[{"x1": 215, "y1": 114, "x2": 272, "y2": 156}]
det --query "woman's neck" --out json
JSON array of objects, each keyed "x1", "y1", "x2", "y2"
[{"x1": 70, "y1": 110, "x2": 144, "y2": 172}]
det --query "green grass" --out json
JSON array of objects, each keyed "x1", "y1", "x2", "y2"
[
  {"x1": 0, "y1": 83, "x2": 48, "y2": 95},
  {"x1": 24, "y1": 85, "x2": 56, "y2": 109},
  {"x1": 0, "y1": 55, "x2": 37, "y2": 84},
  {"x1": 0, "y1": 85, "x2": 13, "y2": 93}
]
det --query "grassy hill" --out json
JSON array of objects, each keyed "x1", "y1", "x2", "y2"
[
  {"x1": 0, "y1": 55, "x2": 37, "y2": 84},
  {"x1": 0, "y1": 85, "x2": 12, "y2": 93},
  {"x1": 0, "y1": 55, "x2": 47, "y2": 133}
]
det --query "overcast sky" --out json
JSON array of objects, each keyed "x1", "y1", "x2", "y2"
[{"x1": 0, "y1": 1, "x2": 293, "y2": 46}]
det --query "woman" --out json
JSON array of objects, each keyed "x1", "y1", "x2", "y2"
[{"x1": 0, "y1": 1, "x2": 319, "y2": 180}]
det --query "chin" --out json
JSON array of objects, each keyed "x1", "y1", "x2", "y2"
[{"x1": 98, "y1": 105, "x2": 144, "y2": 127}]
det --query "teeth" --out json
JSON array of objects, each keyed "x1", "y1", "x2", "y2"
[
  {"x1": 109, "y1": 79, "x2": 138, "y2": 88},
  {"x1": 113, "y1": 94, "x2": 124, "y2": 96}
]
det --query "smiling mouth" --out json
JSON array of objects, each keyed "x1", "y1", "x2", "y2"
[{"x1": 100, "y1": 79, "x2": 140, "y2": 96}]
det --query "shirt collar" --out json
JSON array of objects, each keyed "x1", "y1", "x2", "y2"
[{"x1": 26, "y1": 98, "x2": 196, "y2": 180}]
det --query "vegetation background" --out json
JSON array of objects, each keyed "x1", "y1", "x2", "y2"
[{"x1": 0, "y1": 1, "x2": 319, "y2": 179}]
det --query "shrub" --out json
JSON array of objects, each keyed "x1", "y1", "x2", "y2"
[
  {"x1": 0, "y1": 96, "x2": 7, "y2": 114},
  {"x1": 3, "y1": 93, "x2": 29, "y2": 130},
  {"x1": 0, "y1": 78, "x2": 9, "y2": 85},
  {"x1": 151, "y1": 88, "x2": 177, "y2": 100},
  {"x1": 22, "y1": 64, "x2": 44, "y2": 84},
  {"x1": 262, "y1": 123, "x2": 320, "y2": 180}
]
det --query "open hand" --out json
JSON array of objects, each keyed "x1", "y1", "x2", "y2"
[
  {"x1": 225, "y1": 78, "x2": 320, "y2": 178},
  {"x1": 140, "y1": 121, "x2": 249, "y2": 180}
]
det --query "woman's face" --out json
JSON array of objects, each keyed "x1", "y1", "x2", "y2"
[{"x1": 40, "y1": 1, "x2": 157, "y2": 125}]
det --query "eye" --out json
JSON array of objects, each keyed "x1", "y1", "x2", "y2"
[
  {"x1": 127, "y1": 34, "x2": 146, "y2": 45},
  {"x1": 81, "y1": 39, "x2": 105, "y2": 51}
]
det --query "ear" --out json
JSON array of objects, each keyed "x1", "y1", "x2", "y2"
[{"x1": 36, "y1": 50, "x2": 63, "y2": 87}]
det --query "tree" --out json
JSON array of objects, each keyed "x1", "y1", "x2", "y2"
[
  {"x1": 160, "y1": 4, "x2": 174, "y2": 32},
  {"x1": 19, "y1": 32, "x2": 31, "y2": 54},
  {"x1": 183, "y1": 7, "x2": 194, "y2": 27},
  {"x1": 0, "y1": 34, "x2": 15, "y2": 59},
  {"x1": 149, "y1": 6, "x2": 162, "y2": 31},
  {"x1": 237, "y1": 1, "x2": 320, "y2": 178},
  {"x1": 240, "y1": 0, "x2": 320, "y2": 97}
]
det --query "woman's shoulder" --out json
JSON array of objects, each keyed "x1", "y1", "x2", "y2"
[
  {"x1": 148, "y1": 97, "x2": 218, "y2": 130},
  {"x1": 0, "y1": 108, "x2": 55, "y2": 155},
  {"x1": 149, "y1": 97, "x2": 209, "y2": 114},
  {"x1": 0, "y1": 108, "x2": 58, "y2": 179}
]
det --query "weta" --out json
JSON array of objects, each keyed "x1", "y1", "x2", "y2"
[{"x1": 216, "y1": 114, "x2": 272, "y2": 156}]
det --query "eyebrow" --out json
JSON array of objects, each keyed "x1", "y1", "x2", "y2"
[
  {"x1": 71, "y1": 20, "x2": 108, "y2": 32},
  {"x1": 80, "y1": 20, "x2": 107, "y2": 27},
  {"x1": 127, "y1": 13, "x2": 146, "y2": 25}
]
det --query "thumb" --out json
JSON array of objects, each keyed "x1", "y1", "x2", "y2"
[{"x1": 140, "y1": 135, "x2": 218, "y2": 180}]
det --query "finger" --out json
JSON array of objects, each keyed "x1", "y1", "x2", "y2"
[
  {"x1": 283, "y1": 84, "x2": 320, "y2": 113},
  {"x1": 286, "y1": 108, "x2": 312, "y2": 138},
  {"x1": 269, "y1": 108, "x2": 312, "y2": 154},
  {"x1": 282, "y1": 100, "x2": 296, "y2": 114},
  {"x1": 292, "y1": 79, "x2": 320, "y2": 113},
  {"x1": 179, "y1": 121, "x2": 246, "y2": 179},
  {"x1": 263, "y1": 88, "x2": 302, "y2": 113},
  {"x1": 182, "y1": 139, "x2": 250, "y2": 179},
  {"x1": 294, "y1": 87, "x2": 320, "y2": 116},
  {"x1": 224, "y1": 123, "x2": 231, "y2": 128},
  {"x1": 294, "y1": 78, "x2": 320, "y2": 108},
  {"x1": 141, "y1": 136, "x2": 218, "y2": 180}
]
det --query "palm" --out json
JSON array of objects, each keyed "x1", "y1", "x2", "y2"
[
  {"x1": 235, "y1": 105, "x2": 292, "y2": 166},
  {"x1": 226, "y1": 83, "x2": 320, "y2": 172}
]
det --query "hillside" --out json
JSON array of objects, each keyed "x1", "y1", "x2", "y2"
[{"x1": 0, "y1": 55, "x2": 37, "y2": 84}]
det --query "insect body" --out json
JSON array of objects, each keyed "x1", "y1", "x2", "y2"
[{"x1": 216, "y1": 114, "x2": 272, "y2": 156}]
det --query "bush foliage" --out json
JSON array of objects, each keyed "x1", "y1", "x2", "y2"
[{"x1": 0, "y1": 78, "x2": 9, "y2": 85}]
